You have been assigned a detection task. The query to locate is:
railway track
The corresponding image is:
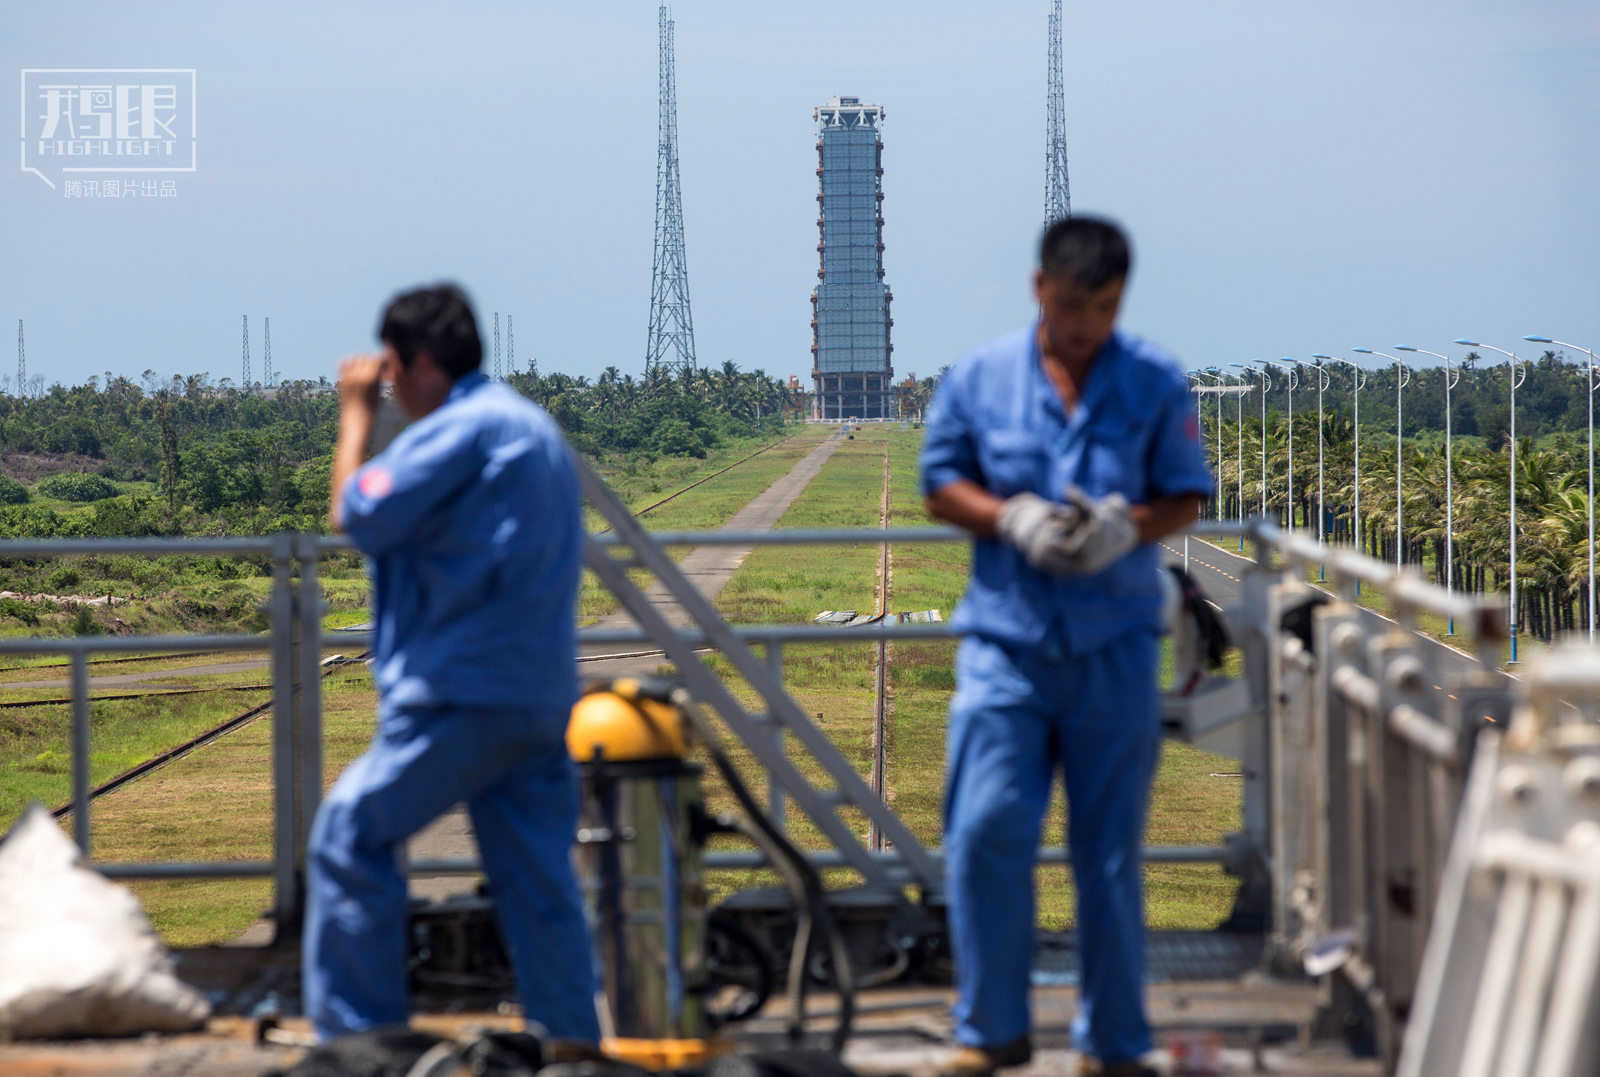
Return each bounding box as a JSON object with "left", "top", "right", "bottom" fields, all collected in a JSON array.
[
  {"left": 868, "top": 441, "right": 892, "bottom": 851},
  {"left": 49, "top": 652, "right": 370, "bottom": 818},
  {"left": 597, "top": 433, "right": 796, "bottom": 534}
]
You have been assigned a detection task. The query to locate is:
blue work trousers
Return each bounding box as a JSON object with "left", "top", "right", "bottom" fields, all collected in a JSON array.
[
  {"left": 944, "top": 632, "right": 1162, "bottom": 1064},
  {"left": 304, "top": 703, "right": 599, "bottom": 1042}
]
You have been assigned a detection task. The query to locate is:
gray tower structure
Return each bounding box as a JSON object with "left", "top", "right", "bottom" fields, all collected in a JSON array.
[
  {"left": 811, "top": 96, "right": 893, "bottom": 421},
  {"left": 1045, "top": 0, "right": 1071, "bottom": 224},
  {"left": 645, "top": 4, "right": 696, "bottom": 375}
]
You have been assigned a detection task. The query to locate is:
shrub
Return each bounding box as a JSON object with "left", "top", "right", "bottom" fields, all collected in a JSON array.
[
  {"left": 70, "top": 604, "right": 99, "bottom": 636},
  {"left": 0, "top": 598, "right": 38, "bottom": 626},
  {"left": 48, "top": 567, "right": 80, "bottom": 591},
  {"left": 0, "top": 476, "right": 28, "bottom": 505},
  {"left": 36, "top": 472, "right": 120, "bottom": 502}
]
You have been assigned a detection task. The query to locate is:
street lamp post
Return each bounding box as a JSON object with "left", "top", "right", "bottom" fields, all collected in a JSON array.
[
  {"left": 1233, "top": 370, "right": 1246, "bottom": 551},
  {"left": 1396, "top": 344, "right": 1461, "bottom": 633},
  {"left": 1231, "top": 362, "right": 1272, "bottom": 522},
  {"left": 1526, "top": 335, "right": 1598, "bottom": 642},
  {"left": 1312, "top": 359, "right": 1331, "bottom": 578},
  {"left": 1354, "top": 349, "right": 1408, "bottom": 568},
  {"left": 1265, "top": 360, "right": 1300, "bottom": 528},
  {"left": 1457, "top": 339, "right": 1526, "bottom": 663},
  {"left": 1330, "top": 356, "right": 1366, "bottom": 593}
]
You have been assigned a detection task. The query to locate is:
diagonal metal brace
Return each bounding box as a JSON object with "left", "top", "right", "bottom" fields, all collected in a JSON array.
[{"left": 574, "top": 450, "right": 943, "bottom": 894}]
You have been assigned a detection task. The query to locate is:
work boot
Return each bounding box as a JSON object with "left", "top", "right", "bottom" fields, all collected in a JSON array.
[{"left": 940, "top": 1036, "right": 1032, "bottom": 1077}]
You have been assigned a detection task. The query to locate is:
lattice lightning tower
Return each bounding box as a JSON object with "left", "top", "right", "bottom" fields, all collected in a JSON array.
[
  {"left": 263, "top": 317, "right": 274, "bottom": 387},
  {"left": 507, "top": 316, "right": 514, "bottom": 376},
  {"left": 242, "top": 315, "right": 251, "bottom": 389},
  {"left": 1045, "top": 0, "right": 1071, "bottom": 225},
  {"left": 493, "top": 313, "right": 501, "bottom": 380},
  {"left": 16, "top": 321, "right": 23, "bottom": 399},
  {"left": 645, "top": 4, "right": 696, "bottom": 375}
]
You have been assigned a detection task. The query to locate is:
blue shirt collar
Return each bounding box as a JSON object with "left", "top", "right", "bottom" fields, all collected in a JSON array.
[
  {"left": 447, "top": 370, "right": 489, "bottom": 403},
  {"left": 1030, "top": 323, "right": 1124, "bottom": 423}
]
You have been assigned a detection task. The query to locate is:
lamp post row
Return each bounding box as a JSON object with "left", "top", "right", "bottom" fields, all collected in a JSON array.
[{"left": 1192, "top": 336, "right": 1597, "bottom": 660}]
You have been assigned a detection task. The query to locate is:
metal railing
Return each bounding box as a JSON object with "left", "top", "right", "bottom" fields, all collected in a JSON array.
[{"left": 12, "top": 495, "right": 1596, "bottom": 1070}]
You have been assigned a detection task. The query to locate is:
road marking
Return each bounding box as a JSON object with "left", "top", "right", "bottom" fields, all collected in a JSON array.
[{"left": 1161, "top": 543, "right": 1241, "bottom": 583}]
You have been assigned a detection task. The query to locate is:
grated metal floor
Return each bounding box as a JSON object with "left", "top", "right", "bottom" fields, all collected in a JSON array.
[{"left": 1032, "top": 929, "right": 1266, "bottom": 986}]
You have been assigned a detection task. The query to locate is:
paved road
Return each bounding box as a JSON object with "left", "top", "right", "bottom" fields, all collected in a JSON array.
[{"left": 407, "top": 428, "right": 850, "bottom": 901}]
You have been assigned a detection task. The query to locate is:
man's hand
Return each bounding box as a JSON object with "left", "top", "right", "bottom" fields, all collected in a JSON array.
[
  {"left": 338, "top": 354, "right": 385, "bottom": 416},
  {"left": 329, "top": 353, "right": 388, "bottom": 532},
  {"left": 1059, "top": 485, "right": 1139, "bottom": 574},
  {"left": 996, "top": 492, "right": 1085, "bottom": 576}
]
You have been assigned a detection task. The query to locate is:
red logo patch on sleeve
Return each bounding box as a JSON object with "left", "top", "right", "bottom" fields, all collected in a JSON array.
[
  {"left": 1184, "top": 414, "right": 1201, "bottom": 442},
  {"left": 358, "top": 467, "right": 394, "bottom": 499}
]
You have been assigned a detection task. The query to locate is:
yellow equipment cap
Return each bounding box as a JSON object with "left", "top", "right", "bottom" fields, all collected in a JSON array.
[{"left": 567, "top": 678, "right": 689, "bottom": 762}]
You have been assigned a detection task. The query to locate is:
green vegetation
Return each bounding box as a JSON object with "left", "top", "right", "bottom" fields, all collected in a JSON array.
[
  {"left": 36, "top": 472, "right": 120, "bottom": 502},
  {"left": 0, "top": 476, "right": 27, "bottom": 505},
  {"left": 512, "top": 363, "right": 797, "bottom": 461}
]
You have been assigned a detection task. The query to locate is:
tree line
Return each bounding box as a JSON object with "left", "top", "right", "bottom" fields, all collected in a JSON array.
[
  {"left": 0, "top": 364, "right": 800, "bottom": 538},
  {"left": 1195, "top": 349, "right": 1600, "bottom": 643}
]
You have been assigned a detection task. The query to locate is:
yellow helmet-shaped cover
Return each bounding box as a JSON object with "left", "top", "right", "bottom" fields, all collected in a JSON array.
[{"left": 567, "top": 677, "right": 689, "bottom": 762}]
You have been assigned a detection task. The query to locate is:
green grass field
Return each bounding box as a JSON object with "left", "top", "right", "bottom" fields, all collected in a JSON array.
[{"left": 0, "top": 424, "right": 1245, "bottom": 943}]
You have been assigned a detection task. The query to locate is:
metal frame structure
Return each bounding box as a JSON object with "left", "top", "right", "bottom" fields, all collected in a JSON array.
[
  {"left": 1044, "top": 0, "right": 1071, "bottom": 225},
  {"left": 28, "top": 475, "right": 1600, "bottom": 1069},
  {"left": 644, "top": 4, "right": 696, "bottom": 376}
]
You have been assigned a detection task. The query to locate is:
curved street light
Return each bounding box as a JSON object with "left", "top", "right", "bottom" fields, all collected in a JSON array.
[
  {"left": 1457, "top": 339, "right": 1527, "bottom": 663},
  {"left": 1526, "top": 335, "right": 1598, "bottom": 643},
  {"left": 1264, "top": 359, "right": 1300, "bottom": 528},
  {"left": 1231, "top": 362, "right": 1272, "bottom": 521},
  {"left": 1226, "top": 366, "right": 1248, "bottom": 550},
  {"left": 1328, "top": 355, "right": 1367, "bottom": 593},
  {"left": 1396, "top": 345, "right": 1461, "bottom": 633},
  {"left": 1354, "top": 348, "right": 1409, "bottom": 568}
]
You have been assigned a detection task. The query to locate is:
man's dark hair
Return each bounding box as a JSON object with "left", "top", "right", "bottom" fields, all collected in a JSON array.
[
  {"left": 1038, "top": 216, "right": 1132, "bottom": 290},
  {"left": 378, "top": 284, "right": 483, "bottom": 378}
]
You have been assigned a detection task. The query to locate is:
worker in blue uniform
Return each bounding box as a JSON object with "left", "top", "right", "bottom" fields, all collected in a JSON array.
[
  {"left": 921, "top": 218, "right": 1211, "bottom": 1077},
  {"left": 304, "top": 284, "right": 600, "bottom": 1044}
]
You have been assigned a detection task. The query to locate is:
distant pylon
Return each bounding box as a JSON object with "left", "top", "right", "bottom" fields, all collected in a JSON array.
[
  {"left": 263, "top": 317, "right": 274, "bottom": 387},
  {"left": 507, "top": 315, "right": 514, "bottom": 376},
  {"left": 493, "top": 313, "right": 502, "bottom": 380},
  {"left": 1045, "top": 0, "right": 1072, "bottom": 225},
  {"left": 242, "top": 315, "right": 251, "bottom": 389},
  {"left": 16, "top": 321, "right": 23, "bottom": 399},
  {"left": 645, "top": 3, "right": 696, "bottom": 375}
]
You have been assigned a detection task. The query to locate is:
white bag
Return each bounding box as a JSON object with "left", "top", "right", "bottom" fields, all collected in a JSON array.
[{"left": 0, "top": 803, "right": 211, "bottom": 1038}]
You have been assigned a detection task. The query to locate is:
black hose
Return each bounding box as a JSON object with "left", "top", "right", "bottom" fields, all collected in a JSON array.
[{"left": 670, "top": 689, "right": 855, "bottom": 1053}]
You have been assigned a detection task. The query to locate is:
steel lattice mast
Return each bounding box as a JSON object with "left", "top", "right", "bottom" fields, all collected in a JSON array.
[
  {"left": 242, "top": 315, "right": 251, "bottom": 389},
  {"left": 16, "top": 321, "right": 23, "bottom": 398},
  {"left": 645, "top": 4, "right": 696, "bottom": 375},
  {"left": 1044, "top": 0, "right": 1071, "bottom": 224},
  {"left": 263, "top": 317, "right": 273, "bottom": 387}
]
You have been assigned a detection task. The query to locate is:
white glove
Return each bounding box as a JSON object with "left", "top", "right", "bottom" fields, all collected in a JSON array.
[
  {"left": 1060, "top": 485, "right": 1139, "bottom": 574},
  {"left": 996, "top": 492, "right": 1084, "bottom": 576}
]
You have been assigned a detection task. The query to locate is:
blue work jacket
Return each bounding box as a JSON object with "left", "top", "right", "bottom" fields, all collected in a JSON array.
[
  {"left": 920, "top": 324, "right": 1212, "bottom": 655},
  {"left": 341, "top": 372, "right": 581, "bottom": 714}
]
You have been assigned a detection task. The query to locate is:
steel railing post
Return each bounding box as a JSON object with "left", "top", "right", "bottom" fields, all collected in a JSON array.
[
  {"left": 269, "top": 532, "right": 299, "bottom": 939},
  {"left": 69, "top": 648, "right": 90, "bottom": 854},
  {"left": 766, "top": 640, "right": 785, "bottom": 833},
  {"left": 297, "top": 533, "right": 324, "bottom": 854}
]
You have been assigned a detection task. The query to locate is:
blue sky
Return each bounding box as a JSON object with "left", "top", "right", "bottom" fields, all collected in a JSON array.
[{"left": 3, "top": 1, "right": 1597, "bottom": 389}]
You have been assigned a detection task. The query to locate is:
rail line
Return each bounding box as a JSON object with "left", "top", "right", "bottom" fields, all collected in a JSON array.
[
  {"left": 0, "top": 647, "right": 232, "bottom": 674},
  {"left": 49, "top": 653, "right": 369, "bottom": 818},
  {"left": 0, "top": 683, "right": 275, "bottom": 709},
  {"left": 596, "top": 433, "right": 797, "bottom": 534},
  {"left": 868, "top": 440, "right": 892, "bottom": 851}
]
